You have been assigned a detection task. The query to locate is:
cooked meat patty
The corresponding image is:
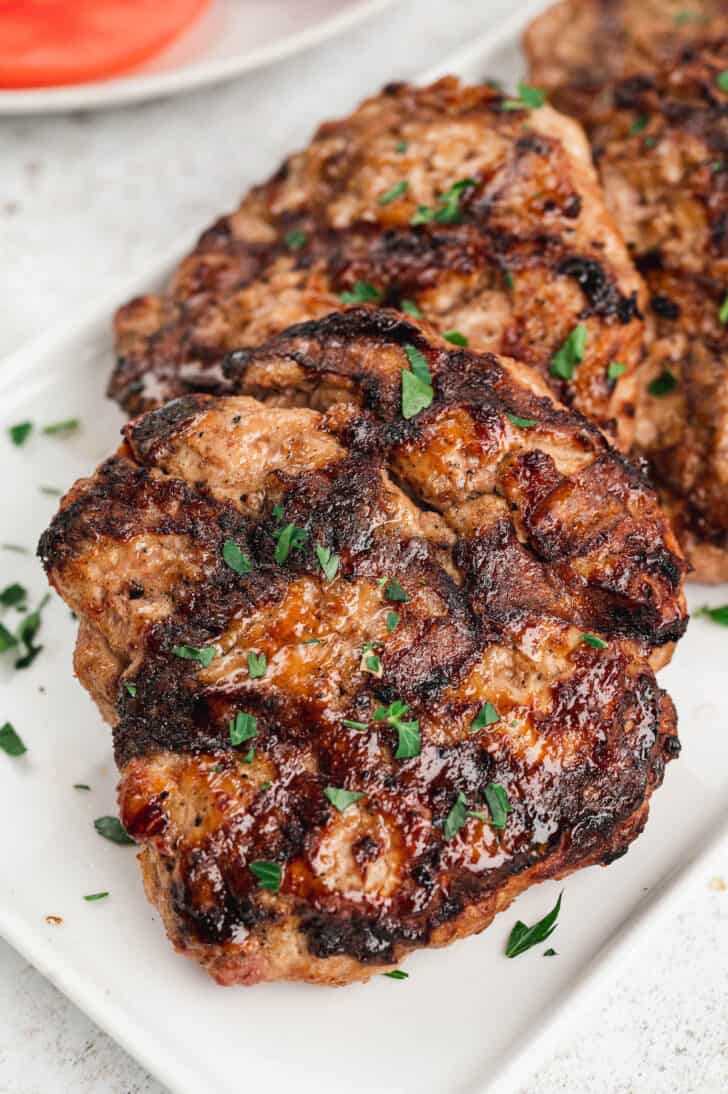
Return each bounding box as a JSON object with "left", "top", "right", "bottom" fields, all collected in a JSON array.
[
  {"left": 527, "top": 7, "right": 728, "bottom": 580},
  {"left": 112, "top": 77, "right": 646, "bottom": 449},
  {"left": 41, "top": 312, "right": 686, "bottom": 986}
]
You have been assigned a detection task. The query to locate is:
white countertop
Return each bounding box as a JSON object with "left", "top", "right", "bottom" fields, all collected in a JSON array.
[{"left": 1, "top": 2, "right": 726, "bottom": 1091}]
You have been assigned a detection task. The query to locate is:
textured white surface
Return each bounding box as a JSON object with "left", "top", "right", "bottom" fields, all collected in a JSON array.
[{"left": 0, "top": 1, "right": 726, "bottom": 1092}]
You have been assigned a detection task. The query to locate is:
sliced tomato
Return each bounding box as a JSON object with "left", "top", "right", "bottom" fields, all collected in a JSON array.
[{"left": 0, "top": 0, "right": 212, "bottom": 89}]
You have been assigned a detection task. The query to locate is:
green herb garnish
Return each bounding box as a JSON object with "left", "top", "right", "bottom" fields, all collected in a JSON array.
[
  {"left": 502, "top": 82, "right": 546, "bottom": 111},
  {"left": 230, "top": 711, "right": 257, "bottom": 746},
  {"left": 629, "top": 114, "right": 649, "bottom": 134},
  {"left": 443, "top": 330, "right": 468, "bottom": 347},
  {"left": 343, "top": 719, "right": 368, "bottom": 730},
  {"left": 274, "top": 522, "right": 307, "bottom": 564},
  {"left": 410, "top": 178, "right": 477, "bottom": 226},
  {"left": 94, "top": 816, "right": 135, "bottom": 845},
  {"left": 172, "top": 644, "right": 216, "bottom": 667},
  {"left": 503, "top": 269, "right": 515, "bottom": 290},
  {"left": 471, "top": 701, "right": 500, "bottom": 731},
  {"left": 543, "top": 947, "right": 558, "bottom": 957},
  {"left": 0, "top": 624, "right": 17, "bottom": 652},
  {"left": 315, "top": 544, "right": 340, "bottom": 581},
  {"left": 124, "top": 681, "right": 137, "bottom": 697},
  {"left": 383, "top": 969, "right": 409, "bottom": 979},
  {"left": 249, "top": 860, "right": 282, "bottom": 892},
  {"left": 222, "top": 540, "right": 252, "bottom": 575},
  {"left": 444, "top": 791, "right": 469, "bottom": 840},
  {"left": 0, "top": 583, "right": 26, "bottom": 608},
  {"left": 506, "top": 892, "right": 562, "bottom": 958},
  {"left": 395, "top": 139, "right": 408, "bottom": 154},
  {"left": 484, "top": 782, "right": 511, "bottom": 829},
  {"left": 340, "top": 281, "right": 382, "bottom": 305},
  {"left": 284, "top": 228, "right": 307, "bottom": 250},
  {"left": 506, "top": 412, "right": 536, "bottom": 429},
  {"left": 696, "top": 604, "right": 728, "bottom": 626},
  {"left": 42, "top": 418, "right": 80, "bottom": 436},
  {"left": 607, "top": 361, "right": 627, "bottom": 380},
  {"left": 83, "top": 892, "right": 109, "bottom": 902},
  {"left": 719, "top": 295, "right": 728, "bottom": 325},
  {"left": 324, "top": 787, "right": 366, "bottom": 813},
  {"left": 384, "top": 578, "right": 410, "bottom": 603},
  {"left": 717, "top": 71, "right": 728, "bottom": 93},
  {"left": 39, "top": 485, "right": 62, "bottom": 496},
  {"left": 8, "top": 421, "right": 32, "bottom": 446},
  {"left": 400, "top": 299, "right": 423, "bottom": 318},
  {"left": 247, "top": 651, "right": 267, "bottom": 679},
  {"left": 386, "top": 610, "right": 400, "bottom": 632},
  {"left": 73, "top": 784, "right": 91, "bottom": 791},
  {"left": 581, "top": 633, "right": 608, "bottom": 649},
  {"left": 379, "top": 179, "right": 409, "bottom": 206},
  {"left": 14, "top": 593, "right": 50, "bottom": 669},
  {"left": 550, "top": 324, "right": 587, "bottom": 381},
  {"left": 374, "top": 699, "right": 420, "bottom": 758},
  {"left": 648, "top": 370, "right": 677, "bottom": 397},
  {"left": 0, "top": 722, "right": 26, "bottom": 757}
]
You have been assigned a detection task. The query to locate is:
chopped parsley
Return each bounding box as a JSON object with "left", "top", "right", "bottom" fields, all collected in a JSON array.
[
  {"left": 471, "top": 701, "right": 500, "bottom": 731},
  {"left": 581, "top": 633, "right": 608, "bottom": 649},
  {"left": 374, "top": 699, "right": 420, "bottom": 758},
  {"left": 42, "top": 418, "right": 80, "bottom": 436},
  {"left": 272, "top": 503, "right": 284, "bottom": 521},
  {"left": 717, "top": 71, "right": 728, "bottom": 93},
  {"left": 384, "top": 578, "right": 410, "bottom": 603},
  {"left": 73, "top": 783, "right": 91, "bottom": 791},
  {"left": 543, "top": 947, "right": 558, "bottom": 957},
  {"left": 229, "top": 711, "right": 257, "bottom": 746},
  {"left": 274, "top": 522, "right": 307, "bottom": 564},
  {"left": 14, "top": 593, "right": 50, "bottom": 669},
  {"left": 506, "top": 892, "right": 562, "bottom": 958},
  {"left": 249, "top": 860, "right": 282, "bottom": 892},
  {"left": 172, "top": 644, "right": 216, "bottom": 667},
  {"left": 379, "top": 179, "right": 409, "bottom": 206},
  {"left": 324, "top": 786, "right": 366, "bottom": 813},
  {"left": 484, "top": 782, "right": 511, "bottom": 829},
  {"left": 39, "top": 485, "right": 62, "bottom": 496},
  {"left": 386, "top": 610, "right": 400, "bottom": 632},
  {"left": 405, "top": 343, "right": 431, "bottom": 383},
  {"left": 284, "top": 228, "right": 307, "bottom": 250},
  {"left": 395, "top": 140, "right": 408, "bottom": 154},
  {"left": 1, "top": 544, "right": 29, "bottom": 554},
  {"left": 501, "top": 82, "right": 546, "bottom": 111},
  {"left": 0, "top": 583, "right": 26, "bottom": 608},
  {"left": 648, "top": 370, "right": 677, "bottom": 397},
  {"left": 400, "top": 298, "right": 423, "bottom": 318},
  {"left": 410, "top": 178, "right": 477, "bottom": 226},
  {"left": 247, "top": 651, "right": 267, "bottom": 679},
  {"left": 242, "top": 746, "right": 255, "bottom": 764},
  {"left": 629, "top": 114, "right": 649, "bottom": 135},
  {"left": 124, "top": 681, "right": 137, "bottom": 697},
  {"left": 506, "top": 412, "right": 536, "bottom": 429},
  {"left": 719, "top": 295, "right": 728, "bottom": 325},
  {"left": 550, "top": 324, "right": 587, "bottom": 381},
  {"left": 0, "top": 624, "right": 17, "bottom": 652},
  {"left": 607, "top": 361, "right": 627, "bottom": 380},
  {"left": 94, "top": 816, "right": 135, "bottom": 845},
  {"left": 315, "top": 544, "right": 340, "bottom": 581},
  {"left": 402, "top": 367, "right": 433, "bottom": 419},
  {"left": 301, "top": 637, "right": 322, "bottom": 645},
  {"left": 383, "top": 969, "right": 409, "bottom": 979},
  {"left": 8, "top": 421, "right": 32, "bottom": 446},
  {"left": 222, "top": 540, "right": 252, "bottom": 575},
  {"left": 0, "top": 722, "right": 26, "bottom": 757},
  {"left": 443, "top": 330, "right": 468, "bottom": 347},
  {"left": 83, "top": 892, "right": 109, "bottom": 902},
  {"left": 503, "top": 269, "right": 515, "bottom": 290},
  {"left": 340, "top": 281, "right": 382, "bottom": 305},
  {"left": 696, "top": 604, "right": 728, "bottom": 626},
  {"left": 343, "top": 719, "right": 368, "bottom": 730},
  {"left": 444, "top": 792, "right": 469, "bottom": 840}
]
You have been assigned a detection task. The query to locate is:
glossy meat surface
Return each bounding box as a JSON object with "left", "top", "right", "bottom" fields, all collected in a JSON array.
[
  {"left": 527, "top": 5, "right": 728, "bottom": 579},
  {"left": 41, "top": 312, "right": 686, "bottom": 985},
  {"left": 112, "top": 77, "right": 646, "bottom": 448}
]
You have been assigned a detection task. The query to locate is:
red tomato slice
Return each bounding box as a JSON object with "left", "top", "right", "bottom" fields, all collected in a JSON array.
[{"left": 0, "top": 0, "right": 212, "bottom": 89}]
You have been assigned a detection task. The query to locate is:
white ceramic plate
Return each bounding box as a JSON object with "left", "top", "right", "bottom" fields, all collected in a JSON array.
[
  {"left": 0, "top": 0, "right": 395, "bottom": 115},
  {"left": 2, "top": 5, "right": 728, "bottom": 1093}
]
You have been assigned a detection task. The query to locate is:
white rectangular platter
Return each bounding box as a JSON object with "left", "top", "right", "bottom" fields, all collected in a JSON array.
[{"left": 2, "top": 4, "right": 728, "bottom": 1092}]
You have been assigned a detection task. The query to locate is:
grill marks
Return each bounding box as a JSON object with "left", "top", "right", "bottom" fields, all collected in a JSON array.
[
  {"left": 111, "top": 76, "right": 645, "bottom": 446},
  {"left": 41, "top": 315, "right": 686, "bottom": 981}
]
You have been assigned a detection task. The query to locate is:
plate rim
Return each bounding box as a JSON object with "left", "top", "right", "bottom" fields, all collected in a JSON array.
[
  {"left": 0, "top": 0, "right": 395, "bottom": 115},
  {"left": 3, "top": 4, "right": 726, "bottom": 1092}
]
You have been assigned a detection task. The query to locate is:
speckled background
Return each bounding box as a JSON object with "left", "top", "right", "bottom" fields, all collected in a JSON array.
[{"left": 1, "top": 2, "right": 727, "bottom": 1091}]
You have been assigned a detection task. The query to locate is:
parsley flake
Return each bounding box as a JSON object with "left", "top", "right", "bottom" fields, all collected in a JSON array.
[
  {"left": 343, "top": 719, "right": 368, "bottom": 731},
  {"left": 94, "top": 816, "right": 135, "bottom": 845},
  {"left": 383, "top": 969, "right": 409, "bottom": 979},
  {"left": 484, "top": 782, "right": 511, "bottom": 829},
  {"left": 471, "top": 701, "right": 500, "bottom": 731},
  {"left": 42, "top": 418, "right": 80, "bottom": 436},
  {"left": 550, "top": 324, "right": 587, "bottom": 381},
  {"left": 373, "top": 700, "right": 420, "bottom": 758},
  {"left": 543, "top": 948, "right": 558, "bottom": 957},
  {"left": 400, "top": 299, "right": 423, "bottom": 318},
  {"left": 9, "top": 421, "right": 32, "bottom": 446},
  {"left": 249, "top": 860, "right": 282, "bottom": 892},
  {"left": 717, "top": 71, "right": 728, "bottom": 93},
  {"left": 284, "top": 228, "right": 307, "bottom": 251},
  {"left": 384, "top": 578, "right": 410, "bottom": 603},
  {"left": 230, "top": 711, "right": 257, "bottom": 746},
  {"left": 608, "top": 361, "right": 627, "bottom": 380},
  {"left": 0, "top": 624, "right": 17, "bottom": 652},
  {"left": 324, "top": 786, "right": 366, "bottom": 813},
  {"left": 379, "top": 179, "right": 409, "bottom": 206},
  {"left": 630, "top": 114, "right": 649, "bottom": 135},
  {"left": 506, "top": 892, "right": 563, "bottom": 958},
  {"left": 581, "top": 633, "right": 608, "bottom": 649},
  {"left": 502, "top": 82, "right": 546, "bottom": 111},
  {"left": 506, "top": 412, "right": 536, "bottom": 429},
  {"left": 14, "top": 593, "right": 50, "bottom": 670},
  {"left": 401, "top": 370, "right": 433, "bottom": 422},
  {"left": 83, "top": 892, "right": 109, "bottom": 902},
  {"left": 172, "top": 644, "right": 216, "bottom": 667},
  {"left": 410, "top": 178, "right": 477, "bottom": 226},
  {"left": 73, "top": 783, "right": 91, "bottom": 791},
  {"left": 395, "top": 139, "right": 408, "bottom": 153},
  {"left": 124, "top": 681, "right": 137, "bottom": 697},
  {"left": 274, "top": 522, "right": 307, "bottom": 564},
  {"left": 363, "top": 652, "right": 383, "bottom": 677},
  {"left": 719, "top": 295, "right": 728, "bottom": 325},
  {"left": 0, "top": 583, "right": 27, "bottom": 608},
  {"left": 503, "top": 269, "right": 515, "bottom": 290},
  {"left": 315, "top": 544, "right": 340, "bottom": 581},
  {"left": 648, "top": 370, "right": 677, "bottom": 397},
  {"left": 340, "top": 281, "right": 382, "bottom": 305},
  {"left": 443, "top": 330, "right": 468, "bottom": 346},
  {"left": 386, "top": 610, "right": 400, "bottom": 632},
  {"left": 0, "top": 722, "right": 26, "bottom": 757},
  {"left": 222, "top": 540, "right": 252, "bottom": 575},
  {"left": 444, "top": 792, "right": 469, "bottom": 840},
  {"left": 696, "top": 604, "right": 728, "bottom": 626},
  {"left": 247, "top": 651, "right": 267, "bottom": 679}
]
